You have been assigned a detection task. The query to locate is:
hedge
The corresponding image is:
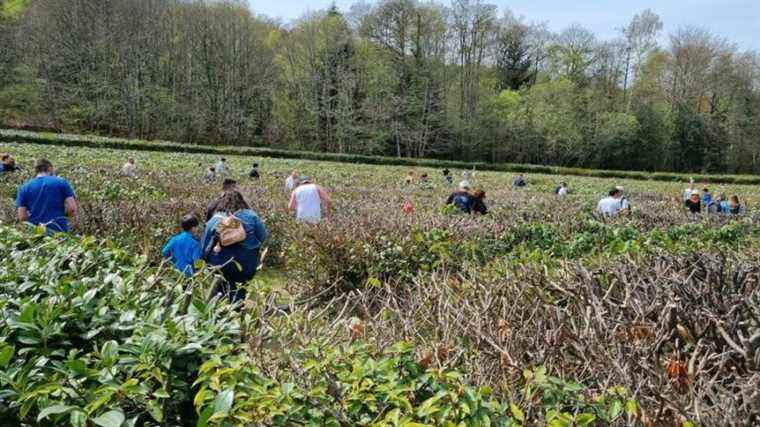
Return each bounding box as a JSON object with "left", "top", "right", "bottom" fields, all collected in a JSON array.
[{"left": 2, "top": 128, "right": 759, "bottom": 184}]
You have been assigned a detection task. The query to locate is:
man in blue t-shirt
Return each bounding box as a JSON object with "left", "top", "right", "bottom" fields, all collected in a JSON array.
[{"left": 16, "top": 159, "right": 78, "bottom": 233}]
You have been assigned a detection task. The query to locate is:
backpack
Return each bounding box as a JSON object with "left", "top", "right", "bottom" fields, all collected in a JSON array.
[{"left": 212, "top": 215, "right": 246, "bottom": 253}]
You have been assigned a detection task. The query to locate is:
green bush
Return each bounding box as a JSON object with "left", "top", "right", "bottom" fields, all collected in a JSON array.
[
  {"left": 0, "top": 225, "right": 640, "bottom": 426},
  {"left": 3, "top": 128, "right": 760, "bottom": 184}
]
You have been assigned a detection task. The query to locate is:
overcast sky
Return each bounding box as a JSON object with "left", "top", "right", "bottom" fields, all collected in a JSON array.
[{"left": 247, "top": 0, "right": 759, "bottom": 51}]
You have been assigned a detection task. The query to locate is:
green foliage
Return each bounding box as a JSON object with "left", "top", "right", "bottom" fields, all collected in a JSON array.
[
  {"left": 0, "top": 0, "right": 28, "bottom": 19},
  {"left": 0, "top": 226, "right": 644, "bottom": 425},
  {"left": 4, "top": 128, "right": 760, "bottom": 184}
]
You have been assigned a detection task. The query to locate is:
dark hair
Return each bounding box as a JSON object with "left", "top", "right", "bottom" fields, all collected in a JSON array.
[
  {"left": 253, "top": 163, "right": 258, "bottom": 167},
  {"left": 209, "top": 167, "right": 215, "bottom": 172},
  {"left": 35, "top": 158, "right": 53, "bottom": 174},
  {"left": 222, "top": 178, "right": 237, "bottom": 191},
  {"left": 213, "top": 191, "right": 250, "bottom": 214},
  {"left": 703, "top": 188, "right": 709, "bottom": 192},
  {"left": 221, "top": 157, "right": 226, "bottom": 162},
  {"left": 181, "top": 214, "right": 199, "bottom": 231},
  {"left": 609, "top": 188, "right": 621, "bottom": 197},
  {"left": 1, "top": 153, "right": 8, "bottom": 161}
]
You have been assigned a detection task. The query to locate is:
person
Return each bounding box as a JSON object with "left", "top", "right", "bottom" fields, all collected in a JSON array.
[
  {"left": 446, "top": 182, "right": 472, "bottom": 214},
  {"left": 202, "top": 191, "right": 268, "bottom": 303},
  {"left": 470, "top": 189, "right": 488, "bottom": 215},
  {"left": 206, "top": 179, "right": 239, "bottom": 221},
  {"left": 684, "top": 190, "right": 702, "bottom": 215},
  {"left": 205, "top": 167, "right": 216, "bottom": 183},
  {"left": 682, "top": 178, "right": 696, "bottom": 202},
  {"left": 512, "top": 174, "right": 527, "bottom": 188},
  {"left": 215, "top": 158, "right": 228, "bottom": 176},
  {"left": 462, "top": 169, "right": 471, "bottom": 180},
  {"left": 402, "top": 200, "right": 414, "bottom": 214},
  {"left": 714, "top": 193, "right": 728, "bottom": 214},
  {"left": 616, "top": 186, "right": 630, "bottom": 211},
  {"left": 285, "top": 170, "right": 300, "bottom": 191},
  {"left": 289, "top": 176, "right": 332, "bottom": 224},
  {"left": 597, "top": 187, "right": 626, "bottom": 217},
  {"left": 16, "top": 158, "right": 77, "bottom": 234},
  {"left": 162, "top": 214, "right": 202, "bottom": 277},
  {"left": 419, "top": 173, "right": 429, "bottom": 184},
  {"left": 404, "top": 171, "right": 415, "bottom": 186},
  {"left": 555, "top": 182, "right": 569, "bottom": 196},
  {"left": 701, "top": 188, "right": 714, "bottom": 211},
  {"left": 121, "top": 158, "right": 137, "bottom": 177},
  {"left": 442, "top": 169, "right": 453, "bottom": 185},
  {"left": 248, "top": 163, "right": 260, "bottom": 179},
  {"left": 726, "top": 195, "right": 744, "bottom": 216},
  {"left": 0, "top": 154, "right": 18, "bottom": 173}
]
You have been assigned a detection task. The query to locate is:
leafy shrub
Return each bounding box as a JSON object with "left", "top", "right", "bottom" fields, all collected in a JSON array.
[{"left": 4, "top": 128, "right": 760, "bottom": 184}]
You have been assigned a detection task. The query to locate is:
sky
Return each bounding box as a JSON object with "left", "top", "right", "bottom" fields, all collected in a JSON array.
[{"left": 247, "top": 0, "right": 760, "bottom": 51}]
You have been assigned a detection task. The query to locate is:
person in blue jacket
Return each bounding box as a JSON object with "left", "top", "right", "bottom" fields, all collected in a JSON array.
[
  {"left": 162, "top": 214, "right": 202, "bottom": 277},
  {"left": 16, "top": 158, "right": 77, "bottom": 234},
  {"left": 202, "top": 190, "right": 268, "bottom": 303}
]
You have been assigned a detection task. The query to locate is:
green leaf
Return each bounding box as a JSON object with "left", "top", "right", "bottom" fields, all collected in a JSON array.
[
  {"left": 70, "top": 410, "right": 87, "bottom": 427},
  {"left": 0, "top": 345, "right": 14, "bottom": 367},
  {"left": 37, "top": 404, "right": 73, "bottom": 421},
  {"left": 625, "top": 399, "right": 638, "bottom": 417},
  {"left": 213, "top": 389, "right": 234, "bottom": 414},
  {"left": 101, "top": 341, "right": 119, "bottom": 361},
  {"left": 197, "top": 405, "right": 213, "bottom": 427},
  {"left": 575, "top": 413, "right": 596, "bottom": 426},
  {"left": 147, "top": 400, "right": 164, "bottom": 422},
  {"left": 510, "top": 403, "right": 525, "bottom": 422},
  {"left": 607, "top": 400, "right": 623, "bottom": 420},
  {"left": 92, "top": 409, "right": 125, "bottom": 427}
]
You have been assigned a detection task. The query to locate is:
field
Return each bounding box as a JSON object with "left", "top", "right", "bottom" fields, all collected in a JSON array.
[{"left": 0, "top": 141, "right": 759, "bottom": 426}]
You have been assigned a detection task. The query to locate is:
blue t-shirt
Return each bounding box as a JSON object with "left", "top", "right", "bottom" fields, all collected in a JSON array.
[
  {"left": 16, "top": 175, "right": 76, "bottom": 233},
  {"left": 162, "top": 231, "right": 202, "bottom": 277}
]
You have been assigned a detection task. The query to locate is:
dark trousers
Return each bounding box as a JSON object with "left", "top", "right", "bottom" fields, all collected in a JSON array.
[{"left": 206, "top": 247, "right": 259, "bottom": 304}]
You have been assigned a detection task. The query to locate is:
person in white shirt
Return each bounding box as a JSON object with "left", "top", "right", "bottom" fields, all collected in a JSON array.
[
  {"left": 682, "top": 178, "right": 695, "bottom": 202},
  {"left": 556, "top": 182, "right": 569, "bottom": 196},
  {"left": 121, "top": 158, "right": 137, "bottom": 177},
  {"left": 215, "top": 158, "right": 228, "bottom": 176},
  {"left": 288, "top": 176, "right": 331, "bottom": 224},
  {"left": 285, "top": 170, "right": 300, "bottom": 191},
  {"left": 597, "top": 187, "right": 627, "bottom": 217}
]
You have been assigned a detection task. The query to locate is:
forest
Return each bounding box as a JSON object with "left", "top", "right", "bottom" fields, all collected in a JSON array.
[{"left": 0, "top": 0, "right": 759, "bottom": 173}]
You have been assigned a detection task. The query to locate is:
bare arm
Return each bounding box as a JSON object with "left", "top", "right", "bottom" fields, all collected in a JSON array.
[
  {"left": 64, "top": 197, "right": 77, "bottom": 220},
  {"left": 317, "top": 186, "right": 332, "bottom": 212},
  {"left": 288, "top": 191, "right": 297, "bottom": 212},
  {"left": 17, "top": 207, "right": 29, "bottom": 222}
]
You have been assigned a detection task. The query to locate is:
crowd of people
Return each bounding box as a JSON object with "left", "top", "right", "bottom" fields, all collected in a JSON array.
[{"left": 5, "top": 154, "right": 748, "bottom": 301}]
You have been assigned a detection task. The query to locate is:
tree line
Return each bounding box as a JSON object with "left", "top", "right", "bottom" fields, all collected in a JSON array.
[{"left": 0, "top": 0, "right": 758, "bottom": 173}]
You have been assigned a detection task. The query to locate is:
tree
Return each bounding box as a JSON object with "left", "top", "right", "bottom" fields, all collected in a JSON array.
[
  {"left": 495, "top": 16, "right": 532, "bottom": 90},
  {"left": 548, "top": 24, "right": 597, "bottom": 85},
  {"left": 621, "top": 9, "right": 663, "bottom": 111}
]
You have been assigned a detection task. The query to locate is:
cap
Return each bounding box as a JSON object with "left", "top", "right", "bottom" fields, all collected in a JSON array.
[
  {"left": 300, "top": 176, "right": 312, "bottom": 183},
  {"left": 459, "top": 180, "right": 471, "bottom": 190}
]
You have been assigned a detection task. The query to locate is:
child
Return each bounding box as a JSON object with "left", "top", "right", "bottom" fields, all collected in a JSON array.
[
  {"left": 162, "top": 214, "right": 202, "bottom": 277},
  {"left": 249, "top": 163, "right": 260, "bottom": 179}
]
